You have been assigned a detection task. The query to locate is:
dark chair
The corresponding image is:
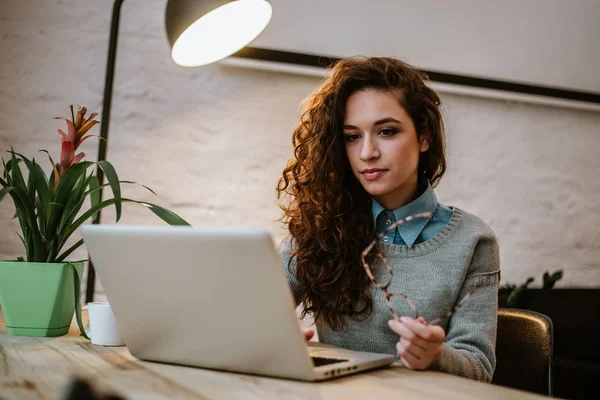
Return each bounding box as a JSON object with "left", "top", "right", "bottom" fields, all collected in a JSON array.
[{"left": 492, "top": 308, "right": 553, "bottom": 396}]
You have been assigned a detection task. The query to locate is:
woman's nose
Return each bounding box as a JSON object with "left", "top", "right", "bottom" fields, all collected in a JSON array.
[{"left": 360, "top": 137, "right": 380, "bottom": 160}]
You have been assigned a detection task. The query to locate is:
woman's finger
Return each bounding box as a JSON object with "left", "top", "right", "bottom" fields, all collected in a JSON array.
[
  {"left": 388, "top": 320, "right": 430, "bottom": 347},
  {"left": 398, "top": 344, "right": 425, "bottom": 370},
  {"left": 400, "top": 337, "right": 427, "bottom": 359},
  {"left": 400, "top": 317, "right": 445, "bottom": 342},
  {"left": 389, "top": 320, "right": 429, "bottom": 350}
]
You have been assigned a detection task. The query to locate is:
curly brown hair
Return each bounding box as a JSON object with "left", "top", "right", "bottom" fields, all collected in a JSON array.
[{"left": 277, "top": 57, "right": 447, "bottom": 330}]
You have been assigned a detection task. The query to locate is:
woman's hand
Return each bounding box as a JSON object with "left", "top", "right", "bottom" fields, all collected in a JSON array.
[{"left": 388, "top": 316, "right": 445, "bottom": 370}]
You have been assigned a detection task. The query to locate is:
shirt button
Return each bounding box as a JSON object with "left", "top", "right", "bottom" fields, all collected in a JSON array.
[
  {"left": 383, "top": 237, "right": 389, "bottom": 243},
  {"left": 385, "top": 220, "right": 392, "bottom": 225}
]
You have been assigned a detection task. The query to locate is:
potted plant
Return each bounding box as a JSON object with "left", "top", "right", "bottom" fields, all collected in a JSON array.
[
  {"left": 0, "top": 105, "right": 189, "bottom": 337},
  {"left": 498, "top": 269, "right": 563, "bottom": 309}
]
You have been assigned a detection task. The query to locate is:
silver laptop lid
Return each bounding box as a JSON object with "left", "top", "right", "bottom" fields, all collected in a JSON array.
[{"left": 81, "top": 224, "right": 315, "bottom": 380}]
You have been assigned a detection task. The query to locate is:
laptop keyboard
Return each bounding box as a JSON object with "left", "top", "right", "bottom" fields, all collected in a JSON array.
[{"left": 311, "top": 356, "right": 348, "bottom": 367}]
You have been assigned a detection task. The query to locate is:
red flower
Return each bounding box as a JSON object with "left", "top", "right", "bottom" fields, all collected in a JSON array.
[
  {"left": 49, "top": 105, "right": 101, "bottom": 186},
  {"left": 56, "top": 105, "right": 100, "bottom": 150},
  {"left": 59, "top": 141, "right": 85, "bottom": 176}
]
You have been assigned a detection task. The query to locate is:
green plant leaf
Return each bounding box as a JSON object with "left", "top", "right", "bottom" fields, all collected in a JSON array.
[
  {"left": 83, "top": 180, "right": 157, "bottom": 198},
  {"left": 45, "top": 238, "right": 57, "bottom": 263},
  {"left": 33, "top": 160, "right": 49, "bottom": 185},
  {"left": 87, "top": 175, "right": 100, "bottom": 220},
  {"left": 38, "top": 150, "right": 58, "bottom": 194},
  {"left": 2, "top": 156, "right": 6, "bottom": 180},
  {"left": 9, "top": 150, "right": 26, "bottom": 191},
  {"left": 132, "top": 200, "right": 190, "bottom": 226},
  {"left": 16, "top": 232, "right": 27, "bottom": 258},
  {"left": 56, "top": 200, "right": 88, "bottom": 253},
  {"left": 55, "top": 173, "right": 98, "bottom": 250},
  {"left": 46, "top": 161, "right": 93, "bottom": 241},
  {"left": 12, "top": 153, "right": 52, "bottom": 238},
  {"left": 542, "top": 269, "right": 563, "bottom": 290},
  {"left": 96, "top": 160, "right": 122, "bottom": 222},
  {"left": 55, "top": 238, "right": 84, "bottom": 263},
  {"left": 52, "top": 162, "right": 94, "bottom": 200},
  {"left": 524, "top": 277, "right": 534, "bottom": 287},
  {"left": 33, "top": 160, "right": 51, "bottom": 238},
  {"left": 26, "top": 161, "right": 36, "bottom": 201},
  {"left": 1, "top": 177, "right": 46, "bottom": 261},
  {"left": 57, "top": 172, "right": 88, "bottom": 236},
  {"left": 1, "top": 177, "right": 26, "bottom": 219},
  {"left": 505, "top": 277, "right": 535, "bottom": 308},
  {"left": 58, "top": 197, "right": 190, "bottom": 251},
  {"left": 551, "top": 270, "right": 563, "bottom": 280},
  {"left": 506, "top": 287, "right": 522, "bottom": 308},
  {"left": 0, "top": 186, "right": 14, "bottom": 202},
  {"left": 3, "top": 154, "right": 22, "bottom": 184}
]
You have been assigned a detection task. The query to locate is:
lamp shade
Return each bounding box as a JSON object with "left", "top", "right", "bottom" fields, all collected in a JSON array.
[{"left": 165, "top": 0, "right": 273, "bottom": 67}]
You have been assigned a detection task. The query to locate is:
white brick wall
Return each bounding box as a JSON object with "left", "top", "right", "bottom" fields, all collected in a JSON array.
[{"left": 1, "top": 0, "right": 599, "bottom": 296}]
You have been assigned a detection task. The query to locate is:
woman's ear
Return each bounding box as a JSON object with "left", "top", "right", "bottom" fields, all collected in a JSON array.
[{"left": 419, "top": 131, "right": 430, "bottom": 152}]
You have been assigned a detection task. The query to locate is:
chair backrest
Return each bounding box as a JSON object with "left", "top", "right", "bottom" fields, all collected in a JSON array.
[{"left": 492, "top": 308, "right": 553, "bottom": 396}]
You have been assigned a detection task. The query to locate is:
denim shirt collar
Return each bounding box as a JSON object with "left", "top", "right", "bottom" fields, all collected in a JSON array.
[{"left": 371, "top": 181, "right": 438, "bottom": 247}]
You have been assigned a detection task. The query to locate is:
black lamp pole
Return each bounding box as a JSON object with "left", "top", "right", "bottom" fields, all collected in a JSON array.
[
  {"left": 85, "top": 0, "right": 125, "bottom": 303},
  {"left": 84, "top": 0, "right": 274, "bottom": 302}
]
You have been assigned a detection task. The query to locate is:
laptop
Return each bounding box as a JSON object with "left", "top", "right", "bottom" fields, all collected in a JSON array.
[{"left": 81, "top": 225, "right": 395, "bottom": 381}]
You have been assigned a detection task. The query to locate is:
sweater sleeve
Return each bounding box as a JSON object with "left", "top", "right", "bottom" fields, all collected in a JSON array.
[
  {"left": 429, "top": 225, "right": 500, "bottom": 382},
  {"left": 277, "top": 236, "right": 302, "bottom": 306}
]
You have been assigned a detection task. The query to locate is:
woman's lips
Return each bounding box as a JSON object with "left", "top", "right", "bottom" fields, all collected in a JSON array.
[{"left": 361, "top": 169, "right": 388, "bottom": 180}]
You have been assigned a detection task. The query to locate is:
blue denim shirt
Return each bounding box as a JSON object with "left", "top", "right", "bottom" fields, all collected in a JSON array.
[{"left": 372, "top": 182, "right": 453, "bottom": 247}]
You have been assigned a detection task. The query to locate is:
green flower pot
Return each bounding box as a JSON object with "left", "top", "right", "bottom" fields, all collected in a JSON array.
[{"left": 0, "top": 260, "right": 84, "bottom": 337}]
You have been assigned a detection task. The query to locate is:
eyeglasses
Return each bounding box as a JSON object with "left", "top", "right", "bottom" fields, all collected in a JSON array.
[{"left": 361, "top": 211, "right": 480, "bottom": 326}]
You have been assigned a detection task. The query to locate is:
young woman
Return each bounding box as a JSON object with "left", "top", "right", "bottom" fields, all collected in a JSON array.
[{"left": 277, "top": 57, "right": 500, "bottom": 382}]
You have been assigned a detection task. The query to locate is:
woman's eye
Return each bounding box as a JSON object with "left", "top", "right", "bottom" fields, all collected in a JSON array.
[
  {"left": 344, "top": 134, "right": 360, "bottom": 142},
  {"left": 379, "top": 128, "right": 397, "bottom": 137}
]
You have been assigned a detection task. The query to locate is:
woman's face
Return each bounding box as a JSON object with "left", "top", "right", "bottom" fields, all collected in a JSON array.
[{"left": 343, "top": 89, "right": 429, "bottom": 210}]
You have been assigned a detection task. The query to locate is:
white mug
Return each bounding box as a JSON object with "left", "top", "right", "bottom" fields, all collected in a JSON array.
[{"left": 81, "top": 302, "right": 125, "bottom": 346}]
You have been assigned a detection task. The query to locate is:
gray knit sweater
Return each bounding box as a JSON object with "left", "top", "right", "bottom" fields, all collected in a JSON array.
[{"left": 278, "top": 207, "right": 500, "bottom": 382}]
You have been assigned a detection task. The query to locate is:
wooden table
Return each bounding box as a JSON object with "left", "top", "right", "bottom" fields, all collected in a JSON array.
[{"left": 0, "top": 310, "right": 548, "bottom": 400}]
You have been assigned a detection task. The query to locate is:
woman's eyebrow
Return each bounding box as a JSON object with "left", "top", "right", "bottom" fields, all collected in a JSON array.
[
  {"left": 374, "top": 117, "right": 402, "bottom": 126},
  {"left": 343, "top": 117, "right": 403, "bottom": 130}
]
